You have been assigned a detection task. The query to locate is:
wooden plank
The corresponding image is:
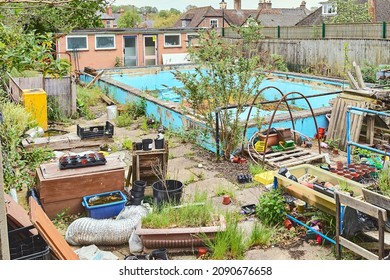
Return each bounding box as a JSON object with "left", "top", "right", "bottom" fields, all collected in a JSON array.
[
  {"left": 282, "top": 154, "right": 325, "bottom": 167},
  {"left": 4, "top": 194, "right": 37, "bottom": 235},
  {"left": 363, "top": 231, "right": 390, "bottom": 246},
  {"left": 353, "top": 61, "right": 367, "bottom": 89},
  {"left": 264, "top": 148, "right": 304, "bottom": 158},
  {"left": 101, "top": 94, "right": 116, "bottom": 106},
  {"left": 347, "top": 71, "right": 360, "bottom": 90},
  {"left": 29, "top": 197, "right": 79, "bottom": 260},
  {"left": 337, "top": 191, "right": 386, "bottom": 218},
  {"left": 362, "top": 188, "right": 390, "bottom": 211},
  {"left": 339, "top": 237, "right": 378, "bottom": 260},
  {"left": 327, "top": 97, "right": 341, "bottom": 140},
  {"left": 86, "top": 70, "right": 104, "bottom": 89},
  {"left": 265, "top": 151, "right": 309, "bottom": 162},
  {"left": 37, "top": 168, "right": 125, "bottom": 203},
  {"left": 40, "top": 197, "right": 85, "bottom": 220},
  {"left": 40, "top": 155, "right": 126, "bottom": 179}
]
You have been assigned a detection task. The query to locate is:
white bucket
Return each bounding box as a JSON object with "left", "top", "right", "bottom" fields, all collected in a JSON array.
[{"left": 107, "top": 105, "right": 117, "bottom": 121}]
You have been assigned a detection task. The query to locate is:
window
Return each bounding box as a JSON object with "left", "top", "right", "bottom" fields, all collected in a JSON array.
[
  {"left": 210, "top": 19, "right": 218, "bottom": 28},
  {"left": 106, "top": 20, "right": 111, "bottom": 28},
  {"left": 66, "top": 35, "right": 88, "bottom": 51},
  {"left": 182, "top": 20, "right": 190, "bottom": 27},
  {"left": 164, "top": 34, "right": 181, "bottom": 47},
  {"left": 187, "top": 33, "right": 199, "bottom": 46},
  {"left": 95, "top": 35, "right": 115, "bottom": 50},
  {"left": 322, "top": 3, "right": 336, "bottom": 15}
]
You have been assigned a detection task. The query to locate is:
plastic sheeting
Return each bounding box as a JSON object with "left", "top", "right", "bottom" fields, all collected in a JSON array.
[{"left": 65, "top": 205, "right": 149, "bottom": 246}]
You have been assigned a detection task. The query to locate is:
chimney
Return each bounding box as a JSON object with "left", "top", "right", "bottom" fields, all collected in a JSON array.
[
  {"left": 119, "top": 8, "right": 125, "bottom": 15},
  {"left": 258, "top": 0, "right": 272, "bottom": 10},
  {"left": 107, "top": 6, "right": 112, "bottom": 16},
  {"left": 300, "top": 1, "right": 306, "bottom": 9},
  {"left": 234, "top": 0, "right": 242, "bottom": 10}
]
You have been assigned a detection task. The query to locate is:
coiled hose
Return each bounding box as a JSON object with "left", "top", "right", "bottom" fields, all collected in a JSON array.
[{"left": 65, "top": 205, "right": 149, "bottom": 246}]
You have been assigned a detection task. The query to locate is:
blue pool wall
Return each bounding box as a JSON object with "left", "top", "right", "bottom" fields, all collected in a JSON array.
[{"left": 81, "top": 74, "right": 334, "bottom": 153}]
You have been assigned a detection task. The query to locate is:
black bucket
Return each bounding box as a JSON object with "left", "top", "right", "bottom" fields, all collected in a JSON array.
[
  {"left": 154, "top": 138, "right": 164, "bottom": 149},
  {"left": 152, "top": 180, "right": 184, "bottom": 207},
  {"left": 132, "top": 180, "right": 147, "bottom": 192},
  {"left": 129, "top": 197, "right": 143, "bottom": 206},
  {"left": 142, "top": 139, "right": 153, "bottom": 151}
]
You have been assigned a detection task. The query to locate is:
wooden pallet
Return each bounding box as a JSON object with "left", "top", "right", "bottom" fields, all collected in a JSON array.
[{"left": 255, "top": 148, "right": 325, "bottom": 168}]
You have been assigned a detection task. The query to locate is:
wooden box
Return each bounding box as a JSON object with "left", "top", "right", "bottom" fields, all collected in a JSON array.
[{"left": 36, "top": 155, "right": 126, "bottom": 219}]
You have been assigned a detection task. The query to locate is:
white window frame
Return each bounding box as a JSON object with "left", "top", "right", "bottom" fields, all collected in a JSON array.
[
  {"left": 66, "top": 35, "right": 88, "bottom": 51},
  {"left": 322, "top": 3, "right": 337, "bottom": 15},
  {"left": 186, "top": 33, "right": 199, "bottom": 47},
  {"left": 210, "top": 19, "right": 218, "bottom": 28},
  {"left": 95, "top": 34, "right": 116, "bottom": 50},
  {"left": 164, "top": 33, "right": 181, "bottom": 48}
]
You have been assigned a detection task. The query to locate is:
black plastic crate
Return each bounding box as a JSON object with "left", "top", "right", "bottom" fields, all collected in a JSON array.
[
  {"left": 77, "top": 121, "right": 114, "bottom": 140},
  {"left": 8, "top": 225, "right": 51, "bottom": 260}
]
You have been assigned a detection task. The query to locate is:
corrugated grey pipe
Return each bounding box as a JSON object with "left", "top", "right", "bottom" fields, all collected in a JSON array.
[{"left": 65, "top": 205, "right": 149, "bottom": 246}]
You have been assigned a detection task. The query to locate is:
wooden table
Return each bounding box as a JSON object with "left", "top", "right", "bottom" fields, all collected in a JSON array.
[{"left": 36, "top": 155, "right": 126, "bottom": 219}]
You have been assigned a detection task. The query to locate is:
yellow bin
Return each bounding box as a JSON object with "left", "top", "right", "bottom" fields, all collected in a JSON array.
[{"left": 22, "top": 88, "right": 48, "bottom": 131}]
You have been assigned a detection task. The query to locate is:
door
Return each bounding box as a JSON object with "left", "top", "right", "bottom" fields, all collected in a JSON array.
[
  {"left": 123, "top": 36, "right": 137, "bottom": 67},
  {"left": 144, "top": 35, "right": 157, "bottom": 66}
]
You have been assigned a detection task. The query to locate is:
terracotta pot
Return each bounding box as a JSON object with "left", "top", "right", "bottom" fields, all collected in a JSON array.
[
  {"left": 283, "top": 219, "right": 293, "bottom": 230},
  {"left": 222, "top": 195, "right": 231, "bottom": 205},
  {"left": 336, "top": 161, "right": 344, "bottom": 170}
]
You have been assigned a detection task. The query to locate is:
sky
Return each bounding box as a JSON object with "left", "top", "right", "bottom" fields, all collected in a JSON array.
[{"left": 113, "top": 0, "right": 323, "bottom": 11}]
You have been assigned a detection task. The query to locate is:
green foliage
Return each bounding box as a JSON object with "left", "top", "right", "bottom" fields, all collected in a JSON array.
[
  {"left": 329, "top": 0, "right": 372, "bottom": 24},
  {"left": 1, "top": 0, "right": 106, "bottom": 33},
  {"left": 47, "top": 96, "right": 71, "bottom": 123},
  {"left": 153, "top": 10, "right": 181, "bottom": 28},
  {"left": 271, "top": 54, "right": 288, "bottom": 72},
  {"left": 121, "top": 99, "right": 146, "bottom": 119},
  {"left": 202, "top": 213, "right": 246, "bottom": 260},
  {"left": 117, "top": 9, "right": 142, "bottom": 28},
  {"left": 361, "top": 61, "right": 378, "bottom": 83},
  {"left": 246, "top": 222, "right": 274, "bottom": 248},
  {"left": 325, "top": 138, "right": 340, "bottom": 150},
  {"left": 376, "top": 169, "right": 390, "bottom": 197},
  {"left": 141, "top": 191, "right": 215, "bottom": 228},
  {"left": 0, "top": 102, "right": 53, "bottom": 191},
  {"left": 0, "top": 25, "right": 70, "bottom": 77},
  {"left": 121, "top": 137, "right": 133, "bottom": 151},
  {"left": 115, "top": 112, "right": 133, "bottom": 127},
  {"left": 76, "top": 85, "right": 102, "bottom": 119},
  {"left": 172, "top": 28, "right": 265, "bottom": 158},
  {"left": 215, "top": 185, "right": 235, "bottom": 198},
  {"left": 249, "top": 163, "right": 266, "bottom": 176},
  {"left": 256, "top": 190, "right": 287, "bottom": 226}
]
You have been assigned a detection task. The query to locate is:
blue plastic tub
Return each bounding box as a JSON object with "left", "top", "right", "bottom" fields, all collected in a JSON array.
[{"left": 82, "top": 190, "right": 127, "bottom": 219}]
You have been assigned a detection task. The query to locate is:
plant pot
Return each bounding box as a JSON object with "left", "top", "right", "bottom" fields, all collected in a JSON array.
[
  {"left": 142, "top": 139, "right": 153, "bottom": 151},
  {"left": 135, "top": 216, "right": 226, "bottom": 250},
  {"left": 132, "top": 180, "right": 147, "bottom": 192},
  {"left": 135, "top": 142, "right": 143, "bottom": 150},
  {"left": 128, "top": 197, "right": 143, "bottom": 206},
  {"left": 130, "top": 189, "right": 145, "bottom": 199},
  {"left": 154, "top": 138, "right": 164, "bottom": 149},
  {"left": 152, "top": 180, "right": 184, "bottom": 207}
]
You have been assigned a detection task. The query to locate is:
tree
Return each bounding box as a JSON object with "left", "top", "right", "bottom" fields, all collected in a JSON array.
[
  {"left": 0, "top": 0, "right": 108, "bottom": 33},
  {"left": 139, "top": 6, "right": 158, "bottom": 14},
  {"left": 329, "top": 0, "right": 372, "bottom": 23},
  {"left": 172, "top": 28, "right": 266, "bottom": 158},
  {"left": 153, "top": 9, "right": 181, "bottom": 28},
  {"left": 117, "top": 9, "right": 141, "bottom": 28}
]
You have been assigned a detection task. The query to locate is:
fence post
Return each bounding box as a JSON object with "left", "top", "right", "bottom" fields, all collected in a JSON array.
[
  {"left": 277, "top": 25, "right": 281, "bottom": 38},
  {"left": 322, "top": 23, "right": 326, "bottom": 38},
  {"left": 383, "top": 22, "right": 387, "bottom": 39}
]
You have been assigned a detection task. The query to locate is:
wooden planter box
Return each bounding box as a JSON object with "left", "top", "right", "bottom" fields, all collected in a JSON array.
[
  {"left": 135, "top": 217, "right": 226, "bottom": 251},
  {"left": 362, "top": 188, "right": 390, "bottom": 211}
]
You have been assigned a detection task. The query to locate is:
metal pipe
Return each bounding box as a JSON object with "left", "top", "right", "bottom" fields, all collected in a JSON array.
[
  {"left": 286, "top": 214, "right": 336, "bottom": 245},
  {"left": 348, "top": 106, "right": 390, "bottom": 117},
  {"left": 346, "top": 109, "right": 351, "bottom": 164},
  {"left": 215, "top": 107, "right": 221, "bottom": 162},
  {"left": 261, "top": 91, "right": 322, "bottom": 166},
  {"left": 348, "top": 141, "right": 390, "bottom": 157}
]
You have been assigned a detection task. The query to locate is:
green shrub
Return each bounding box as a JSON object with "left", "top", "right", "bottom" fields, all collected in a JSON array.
[
  {"left": 246, "top": 222, "right": 274, "bottom": 248},
  {"left": 256, "top": 190, "right": 287, "bottom": 226},
  {"left": 249, "top": 163, "right": 266, "bottom": 175},
  {"left": 115, "top": 112, "right": 133, "bottom": 127},
  {"left": 122, "top": 137, "right": 133, "bottom": 151}
]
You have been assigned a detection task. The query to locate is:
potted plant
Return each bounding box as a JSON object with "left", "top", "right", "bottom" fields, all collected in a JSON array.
[
  {"left": 325, "top": 138, "right": 340, "bottom": 155},
  {"left": 362, "top": 168, "right": 390, "bottom": 211},
  {"left": 135, "top": 192, "right": 226, "bottom": 250}
]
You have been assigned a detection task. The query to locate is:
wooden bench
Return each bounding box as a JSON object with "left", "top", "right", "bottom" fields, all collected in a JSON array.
[{"left": 335, "top": 191, "right": 390, "bottom": 260}]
